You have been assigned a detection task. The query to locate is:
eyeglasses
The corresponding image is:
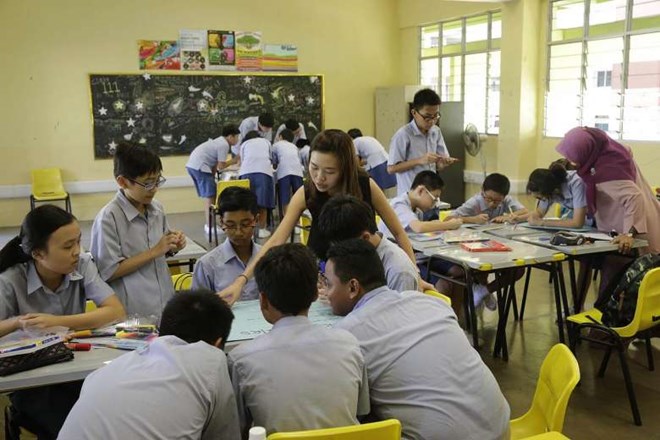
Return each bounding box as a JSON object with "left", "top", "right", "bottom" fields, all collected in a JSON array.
[
  {"left": 482, "top": 192, "right": 504, "bottom": 205},
  {"left": 221, "top": 221, "right": 257, "bottom": 233},
  {"left": 128, "top": 176, "right": 167, "bottom": 191},
  {"left": 415, "top": 110, "right": 441, "bottom": 121}
]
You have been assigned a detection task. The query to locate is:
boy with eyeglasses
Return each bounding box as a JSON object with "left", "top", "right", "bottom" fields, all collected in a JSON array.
[
  {"left": 91, "top": 141, "right": 185, "bottom": 317},
  {"left": 192, "top": 187, "right": 262, "bottom": 301},
  {"left": 388, "top": 88, "right": 459, "bottom": 196}
]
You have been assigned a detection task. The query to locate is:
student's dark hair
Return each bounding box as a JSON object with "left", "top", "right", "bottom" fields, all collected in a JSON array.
[
  {"left": 243, "top": 130, "right": 261, "bottom": 142},
  {"left": 526, "top": 163, "right": 568, "bottom": 198},
  {"left": 159, "top": 290, "right": 234, "bottom": 347},
  {"left": 327, "top": 239, "right": 386, "bottom": 292},
  {"left": 258, "top": 112, "right": 274, "bottom": 128},
  {"left": 113, "top": 141, "right": 162, "bottom": 179},
  {"left": 222, "top": 124, "right": 240, "bottom": 137},
  {"left": 279, "top": 128, "right": 294, "bottom": 143},
  {"left": 0, "top": 205, "right": 76, "bottom": 274},
  {"left": 412, "top": 88, "right": 441, "bottom": 110},
  {"left": 411, "top": 170, "right": 444, "bottom": 191},
  {"left": 306, "top": 129, "right": 364, "bottom": 202},
  {"left": 550, "top": 158, "right": 577, "bottom": 171},
  {"left": 284, "top": 118, "right": 299, "bottom": 131},
  {"left": 218, "top": 186, "right": 259, "bottom": 216},
  {"left": 317, "top": 195, "right": 377, "bottom": 242},
  {"left": 254, "top": 243, "right": 318, "bottom": 315},
  {"left": 295, "top": 138, "right": 310, "bottom": 149},
  {"left": 482, "top": 173, "right": 511, "bottom": 195},
  {"left": 347, "top": 128, "right": 363, "bottom": 139}
]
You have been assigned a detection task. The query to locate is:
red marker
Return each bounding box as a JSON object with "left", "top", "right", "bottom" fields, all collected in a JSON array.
[{"left": 66, "top": 343, "right": 92, "bottom": 351}]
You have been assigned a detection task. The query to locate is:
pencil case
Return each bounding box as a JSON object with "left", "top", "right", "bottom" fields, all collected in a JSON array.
[{"left": 0, "top": 342, "right": 73, "bottom": 376}]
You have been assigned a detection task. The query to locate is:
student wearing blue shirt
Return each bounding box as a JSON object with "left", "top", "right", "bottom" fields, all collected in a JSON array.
[
  {"left": 186, "top": 124, "right": 241, "bottom": 234},
  {"left": 193, "top": 187, "right": 262, "bottom": 301},
  {"left": 387, "top": 88, "right": 459, "bottom": 196},
  {"left": 91, "top": 142, "right": 186, "bottom": 318},
  {"left": 0, "top": 205, "right": 125, "bottom": 439},
  {"left": 347, "top": 128, "right": 396, "bottom": 190},
  {"left": 272, "top": 128, "right": 304, "bottom": 215}
]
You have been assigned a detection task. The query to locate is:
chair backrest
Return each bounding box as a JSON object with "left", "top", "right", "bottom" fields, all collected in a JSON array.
[
  {"left": 424, "top": 289, "right": 452, "bottom": 306},
  {"left": 267, "top": 419, "right": 401, "bottom": 440},
  {"left": 214, "top": 179, "right": 251, "bottom": 206},
  {"left": 528, "top": 344, "right": 580, "bottom": 433},
  {"left": 31, "top": 168, "right": 66, "bottom": 196},
  {"left": 171, "top": 273, "right": 193, "bottom": 291},
  {"left": 620, "top": 267, "right": 660, "bottom": 337},
  {"left": 299, "top": 214, "right": 312, "bottom": 246}
]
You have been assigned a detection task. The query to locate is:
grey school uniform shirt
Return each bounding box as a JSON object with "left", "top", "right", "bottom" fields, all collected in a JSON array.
[
  {"left": 228, "top": 316, "right": 370, "bottom": 435},
  {"left": 452, "top": 193, "right": 525, "bottom": 220},
  {"left": 90, "top": 190, "right": 175, "bottom": 318},
  {"left": 335, "top": 287, "right": 510, "bottom": 440},
  {"left": 58, "top": 336, "right": 240, "bottom": 440},
  {"left": 375, "top": 234, "right": 419, "bottom": 292},
  {"left": 0, "top": 253, "right": 114, "bottom": 318}
]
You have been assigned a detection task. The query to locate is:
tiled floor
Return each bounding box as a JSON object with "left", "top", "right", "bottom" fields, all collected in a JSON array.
[{"left": 1, "top": 211, "right": 660, "bottom": 439}]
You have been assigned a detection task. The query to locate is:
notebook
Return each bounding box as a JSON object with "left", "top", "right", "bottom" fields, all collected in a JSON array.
[
  {"left": 441, "top": 230, "right": 490, "bottom": 243},
  {"left": 461, "top": 240, "right": 512, "bottom": 252}
]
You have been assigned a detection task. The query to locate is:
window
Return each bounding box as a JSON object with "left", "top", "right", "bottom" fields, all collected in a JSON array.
[
  {"left": 419, "top": 11, "right": 501, "bottom": 134},
  {"left": 545, "top": 0, "right": 660, "bottom": 140}
]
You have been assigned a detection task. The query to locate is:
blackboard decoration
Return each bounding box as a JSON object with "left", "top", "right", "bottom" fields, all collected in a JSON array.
[{"left": 89, "top": 73, "right": 324, "bottom": 159}]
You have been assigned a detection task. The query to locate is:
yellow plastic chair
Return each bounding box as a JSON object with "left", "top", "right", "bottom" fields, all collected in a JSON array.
[
  {"left": 172, "top": 273, "right": 193, "bottom": 292},
  {"left": 267, "top": 419, "right": 401, "bottom": 440},
  {"left": 521, "top": 433, "right": 570, "bottom": 440},
  {"left": 298, "top": 214, "right": 312, "bottom": 246},
  {"left": 85, "top": 300, "right": 97, "bottom": 313},
  {"left": 509, "top": 344, "right": 580, "bottom": 439},
  {"left": 567, "top": 267, "right": 660, "bottom": 426},
  {"left": 30, "top": 168, "right": 71, "bottom": 213},
  {"left": 208, "top": 179, "right": 251, "bottom": 244},
  {"left": 424, "top": 289, "right": 452, "bottom": 306}
]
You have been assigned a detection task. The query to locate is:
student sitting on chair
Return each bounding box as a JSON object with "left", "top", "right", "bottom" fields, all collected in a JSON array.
[
  {"left": 316, "top": 195, "right": 419, "bottom": 292},
  {"left": 0, "top": 205, "right": 126, "bottom": 439},
  {"left": 228, "top": 243, "right": 369, "bottom": 437},
  {"left": 192, "top": 187, "right": 261, "bottom": 301},
  {"left": 347, "top": 128, "right": 396, "bottom": 190},
  {"left": 272, "top": 128, "right": 304, "bottom": 216},
  {"left": 275, "top": 117, "right": 307, "bottom": 144},
  {"left": 186, "top": 124, "right": 241, "bottom": 235},
  {"left": 91, "top": 142, "right": 186, "bottom": 318},
  {"left": 325, "top": 239, "right": 510, "bottom": 440},
  {"left": 59, "top": 290, "right": 240, "bottom": 439},
  {"left": 237, "top": 131, "right": 275, "bottom": 239}
]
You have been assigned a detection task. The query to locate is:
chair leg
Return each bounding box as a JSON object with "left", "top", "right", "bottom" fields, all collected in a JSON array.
[
  {"left": 645, "top": 333, "right": 654, "bottom": 372},
  {"left": 29, "top": 195, "right": 35, "bottom": 211},
  {"left": 519, "top": 267, "right": 532, "bottom": 321},
  {"left": 207, "top": 207, "right": 213, "bottom": 243},
  {"left": 618, "top": 346, "right": 643, "bottom": 426},
  {"left": 597, "top": 346, "right": 613, "bottom": 377},
  {"left": 66, "top": 195, "right": 72, "bottom": 213}
]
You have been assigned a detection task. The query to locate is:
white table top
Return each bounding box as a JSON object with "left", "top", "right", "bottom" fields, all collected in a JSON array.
[
  {"left": 166, "top": 237, "right": 207, "bottom": 262},
  {"left": 504, "top": 231, "right": 648, "bottom": 256}
]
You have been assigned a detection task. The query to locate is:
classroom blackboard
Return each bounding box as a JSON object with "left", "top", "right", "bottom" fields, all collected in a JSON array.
[{"left": 89, "top": 73, "right": 324, "bottom": 159}]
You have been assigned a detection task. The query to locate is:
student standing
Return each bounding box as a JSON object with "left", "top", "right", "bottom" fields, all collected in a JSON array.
[
  {"left": 228, "top": 244, "right": 369, "bottom": 437},
  {"left": 237, "top": 131, "right": 275, "bottom": 238},
  {"left": 325, "top": 240, "right": 510, "bottom": 440},
  {"left": 238, "top": 112, "right": 274, "bottom": 144},
  {"left": 0, "top": 205, "right": 125, "bottom": 439},
  {"left": 296, "top": 138, "right": 311, "bottom": 172},
  {"left": 91, "top": 142, "right": 186, "bottom": 318},
  {"left": 347, "top": 128, "right": 396, "bottom": 190},
  {"left": 274, "top": 117, "right": 307, "bottom": 144},
  {"left": 272, "top": 128, "right": 304, "bottom": 215},
  {"left": 59, "top": 290, "right": 240, "bottom": 440},
  {"left": 388, "top": 88, "right": 458, "bottom": 196},
  {"left": 186, "top": 124, "right": 241, "bottom": 234}
]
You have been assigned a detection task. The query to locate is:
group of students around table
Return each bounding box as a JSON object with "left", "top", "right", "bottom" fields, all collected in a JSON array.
[{"left": 0, "top": 88, "right": 658, "bottom": 439}]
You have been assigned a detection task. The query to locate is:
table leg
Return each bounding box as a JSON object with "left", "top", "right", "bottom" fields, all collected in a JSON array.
[
  {"left": 568, "top": 259, "right": 579, "bottom": 314},
  {"left": 552, "top": 262, "right": 566, "bottom": 343},
  {"left": 466, "top": 270, "right": 479, "bottom": 350}
]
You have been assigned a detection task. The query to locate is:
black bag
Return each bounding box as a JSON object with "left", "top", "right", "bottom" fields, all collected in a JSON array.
[
  {"left": 599, "top": 254, "right": 660, "bottom": 327},
  {"left": 549, "top": 231, "right": 591, "bottom": 246},
  {"left": 0, "top": 342, "right": 73, "bottom": 376}
]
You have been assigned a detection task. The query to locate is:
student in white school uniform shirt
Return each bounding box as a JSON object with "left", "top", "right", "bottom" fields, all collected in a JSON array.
[
  {"left": 274, "top": 117, "right": 307, "bottom": 144},
  {"left": 347, "top": 128, "right": 396, "bottom": 190},
  {"left": 271, "top": 128, "right": 304, "bottom": 215},
  {"left": 59, "top": 291, "right": 240, "bottom": 440},
  {"left": 186, "top": 124, "right": 240, "bottom": 234},
  {"left": 316, "top": 195, "right": 419, "bottom": 293},
  {"left": 192, "top": 187, "right": 261, "bottom": 301},
  {"left": 387, "top": 88, "right": 458, "bottom": 196},
  {"left": 324, "top": 240, "right": 510, "bottom": 440},
  {"left": 238, "top": 112, "right": 275, "bottom": 145},
  {"left": 228, "top": 244, "right": 369, "bottom": 438}
]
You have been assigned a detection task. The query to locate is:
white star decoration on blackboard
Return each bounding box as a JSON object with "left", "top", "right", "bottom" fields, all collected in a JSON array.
[
  {"left": 309, "top": 76, "right": 318, "bottom": 84},
  {"left": 108, "top": 141, "right": 117, "bottom": 151},
  {"left": 143, "top": 73, "right": 152, "bottom": 80},
  {"left": 127, "top": 117, "right": 136, "bottom": 127},
  {"left": 288, "top": 94, "right": 295, "bottom": 102},
  {"left": 243, "top": 77, "right": 252, "bottom": 84},
  {"left": 306, "top": 96, "right": 315, "bottom": 105},
  {"left": 139, "top": 137, "right": 147, "bottom": 144},
  {"left": 135, "top": 102, "right": 144, "bottom": 110},
  {"left": 114, "top": 101, "right": 125, "bottom": 111},
  {"left": 98, "top": 106, "right": 108, "bottom": 116}
]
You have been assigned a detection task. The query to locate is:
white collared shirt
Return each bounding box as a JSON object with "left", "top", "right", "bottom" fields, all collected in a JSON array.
[
  {"left": 238, "top": 138, "right": 273, "bottom": 177},
  {"left": 272, "top": 140, "right": 304, "bottom": 180},
  {"left": 186, "top": 136, "right": 230, "bottom": 173},
  {"left": 353, "top": 136, "right": 388, "bottom": 170}
]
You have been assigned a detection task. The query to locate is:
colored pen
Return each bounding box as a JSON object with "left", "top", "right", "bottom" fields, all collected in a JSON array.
[{"left": 66, "top": 343, "right": 92, "bottom": 351}]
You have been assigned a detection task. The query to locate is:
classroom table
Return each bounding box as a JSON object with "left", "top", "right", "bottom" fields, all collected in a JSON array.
[
  {"left": 0, "top": 300, "right": 338, "bottom": 393},
  {"left": 166, "top": 237, "right": 207, "bottom": 272},
  {"left": 411, "top": 234, "right": 566, "bottom": 361}
]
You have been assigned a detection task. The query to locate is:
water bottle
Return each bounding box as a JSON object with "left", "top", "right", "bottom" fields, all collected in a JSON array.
[{"left": 248, "top": 426, "right": 267, "bottom": 440}]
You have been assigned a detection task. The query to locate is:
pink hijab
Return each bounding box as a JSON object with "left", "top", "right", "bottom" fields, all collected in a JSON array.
[{"left": 556, "top": 127, "right": 636, "bottom": 214}]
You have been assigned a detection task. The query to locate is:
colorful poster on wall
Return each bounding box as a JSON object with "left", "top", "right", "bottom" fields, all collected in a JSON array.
[
  {"left": 138, "top": 40, "right": 181, "bottom": 70},
  {"left": 179, "top": 29, "right": 208, "bottom": 71},
  {"left": 235, "top": 31, "right": 263, "bottom": 71},
  {"left": 263, "top": 44, "right": 298, "bottom": 72},
  {"left": 208, "top": 30, "right": 235, "bottom": 70}
]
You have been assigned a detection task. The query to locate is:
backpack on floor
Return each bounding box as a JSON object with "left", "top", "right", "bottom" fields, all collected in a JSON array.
[{"left": 600, "top": 254, "right": 660, "bottom": 327}]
